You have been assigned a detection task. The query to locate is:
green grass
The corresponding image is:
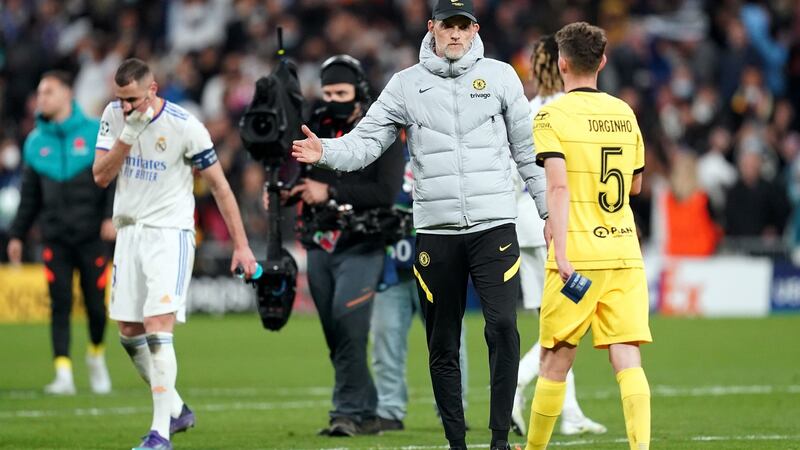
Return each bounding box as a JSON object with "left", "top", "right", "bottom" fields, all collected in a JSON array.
[{"left": 1, "top": 313, "right": 799, "bottom": 449}]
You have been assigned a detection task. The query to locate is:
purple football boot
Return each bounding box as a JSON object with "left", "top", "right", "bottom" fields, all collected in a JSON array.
[
  {"left": 170, "top": 404, "right": 196, "bottom": 435},
  {"left": 132, "top": 430, "right": 171, "bottom": 450}
]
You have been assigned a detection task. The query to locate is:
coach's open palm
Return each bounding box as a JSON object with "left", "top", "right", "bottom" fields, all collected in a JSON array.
[{"left": 291, "top": 125, "right": 322, "bottom": 164}]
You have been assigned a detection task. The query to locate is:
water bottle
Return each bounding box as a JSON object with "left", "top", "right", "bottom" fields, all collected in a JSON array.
[{"left": 235, "top": 262, "right": 263, "bottom": 280}]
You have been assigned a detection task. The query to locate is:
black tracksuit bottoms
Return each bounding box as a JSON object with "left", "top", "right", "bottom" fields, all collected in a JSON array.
[
  {"left": 414, "top": 223, "right": 521, "bottom": 443},
  {"left": 44, "top": 239, "right": 108, "bottom": 358}
]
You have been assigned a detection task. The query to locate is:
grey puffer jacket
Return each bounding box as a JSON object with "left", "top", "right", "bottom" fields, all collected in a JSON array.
[{"left": 318, "top": 33, "right": 547, "bottom": 230}]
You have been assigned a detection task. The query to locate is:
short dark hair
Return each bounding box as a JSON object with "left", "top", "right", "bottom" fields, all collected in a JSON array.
[
  {"left": 41, "top": 70, "right": 73, "bottom": 89},
  {"left": 114, "top": 58, "right": 151, "bottom": 87},
  {"left": 555, "top": 22, "right": 607, "bottom": 75}
]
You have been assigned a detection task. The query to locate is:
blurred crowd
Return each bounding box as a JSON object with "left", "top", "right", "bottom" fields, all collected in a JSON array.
[{"left": 0, "top": 0, "right": 799, "bottom": 265}]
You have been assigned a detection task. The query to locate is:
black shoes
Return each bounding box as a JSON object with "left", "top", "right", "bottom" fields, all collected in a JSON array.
[
  {"left": 357, "top": 416, "right": 383, "bottom": 435},
  {"left": 377, "top": 417, "right": 405, "bottom": 432},
  {"left": 318, "top": 416, "right": 384, "bottom": 437},
  {"left": 318, "top": 417, "right": 358, "bottom": 437},
  {"left": 491, "top": 440, "right": 512, "bottom": 450}
]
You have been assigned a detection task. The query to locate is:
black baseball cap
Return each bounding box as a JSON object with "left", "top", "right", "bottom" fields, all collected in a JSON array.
[{"left": 432, "top": 0, "right": 477, "bottom": 23}]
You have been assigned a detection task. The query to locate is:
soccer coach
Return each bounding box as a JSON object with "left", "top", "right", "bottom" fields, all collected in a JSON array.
[{"left": 292, "top": 1, "right": 547, "bottom": 448}]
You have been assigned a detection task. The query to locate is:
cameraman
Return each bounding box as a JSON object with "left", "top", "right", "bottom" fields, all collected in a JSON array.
[{"left": 270, "top": 55, "right": 403, "bottom": 437}]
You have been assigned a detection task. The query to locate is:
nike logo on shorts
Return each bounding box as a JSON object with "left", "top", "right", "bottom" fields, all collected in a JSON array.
[
  {"left": 419, "top": 87, "right": 433, "bottom": 94},
  {"left": 499, "top": 243, "right": 512, "bottom": 252}
]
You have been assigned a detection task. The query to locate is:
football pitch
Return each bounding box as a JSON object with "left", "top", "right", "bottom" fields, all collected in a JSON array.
[{"left": 1, "top": 313, "right": 799, "bottom": 450}]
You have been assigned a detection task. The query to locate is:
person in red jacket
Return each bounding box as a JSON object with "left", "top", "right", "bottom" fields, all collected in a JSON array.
[{"left": 664, "top": 150, "right": 721, "bottom": 256}]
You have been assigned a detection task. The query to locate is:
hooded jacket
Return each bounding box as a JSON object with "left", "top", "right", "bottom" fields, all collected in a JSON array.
[
  {"left": 318, "top": 33, "right": 547, "bottom": 231},
  {"left": 9, "top": 101, "right": 113, "bottom": 245}
]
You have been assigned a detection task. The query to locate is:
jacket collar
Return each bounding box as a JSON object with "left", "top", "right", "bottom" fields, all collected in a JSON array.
[
  {"left": 419, "top": 32, "right": 484, "bottom": 78},
  {"left": 35, "top": 100, "right": 87, "bottom": 134}
]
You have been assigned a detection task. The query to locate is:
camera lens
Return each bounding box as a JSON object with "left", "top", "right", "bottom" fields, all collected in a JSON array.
[{"left": 252, "top": 114, "right": 274, "bottom": 137}]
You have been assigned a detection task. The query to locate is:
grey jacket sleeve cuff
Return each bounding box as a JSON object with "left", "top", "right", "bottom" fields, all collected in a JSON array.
[
  {"left": 525, "top": 178, "right": 549, "bottom": 220},
  {"left": 535, "top": 195, "right": 549, "bottom": 220},
  {"left": 317, "top": 140, "right": 331, "bottom": 169}
]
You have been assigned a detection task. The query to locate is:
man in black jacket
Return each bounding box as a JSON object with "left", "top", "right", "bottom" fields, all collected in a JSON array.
[
  {"left": 724, "top": 146, "right": 790, "bottom": 241},
  {"left": 269, "top": 55, "right": 403, "bottom": 436},
  {"left": 7, "top": 71, "right": 115, "bottom": 395}
]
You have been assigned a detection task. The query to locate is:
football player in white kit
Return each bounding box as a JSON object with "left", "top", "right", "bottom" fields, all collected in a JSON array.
[
  {"left": 93, "top": 58, "right": 257, "bottom": 450},
  {"left": 510, "top": 36, "right": 606, "bottom": 438}
]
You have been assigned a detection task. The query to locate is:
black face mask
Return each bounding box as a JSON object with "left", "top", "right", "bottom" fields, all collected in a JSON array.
[{"left": 321, "top": 100, "right": 357, "bottom": 121}]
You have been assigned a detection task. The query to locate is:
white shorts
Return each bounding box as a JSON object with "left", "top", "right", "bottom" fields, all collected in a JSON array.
[
  {"left": 110, "top": 225, "right": 195, "bottom": 323},
  {"left": 520, "top": 246, "right": 547, "bottom": 310}
]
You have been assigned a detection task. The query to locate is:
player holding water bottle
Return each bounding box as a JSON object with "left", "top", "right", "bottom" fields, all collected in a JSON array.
[{"left": 93, "top": 58, "right": 257, "bottom": 450}]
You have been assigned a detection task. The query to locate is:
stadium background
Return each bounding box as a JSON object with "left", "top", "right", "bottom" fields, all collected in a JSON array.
[{"left": 0, "top": 0, "right": 798, "bottom": 449}]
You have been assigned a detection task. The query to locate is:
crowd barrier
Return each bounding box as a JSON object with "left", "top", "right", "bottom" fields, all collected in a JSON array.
[
  {"left": 647, "top": 256, "right": 774, "bottom": 317},
  {"left": 0, "top": 265, "right": 95, "bottom": 322}
]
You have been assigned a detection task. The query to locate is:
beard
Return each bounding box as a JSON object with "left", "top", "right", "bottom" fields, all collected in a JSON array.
[
  {"left": 443, "top": 44, "right": 467, "bottom": 60},
  {"left": 433, "top": 38, "right": 470, "bottom": 61}
]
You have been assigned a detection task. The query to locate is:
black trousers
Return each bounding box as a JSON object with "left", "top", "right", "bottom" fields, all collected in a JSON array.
[
  {"left": 306, "top": 242, "right": 384, "bottom": 422},
  {"left": 414, "top": 223, "right": 521, "bottom": 442},
  {"left": 44, "top": 239, "right": 108, "bottom": 358}
]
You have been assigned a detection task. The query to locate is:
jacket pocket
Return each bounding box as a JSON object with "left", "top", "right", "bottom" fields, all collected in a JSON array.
[
  {"left": 490, "top": 115, "right": 497, "bottom": 133},
  {"left": 491, "top": 115, "right": 513, "bottom": 177},
  {"left": 491, "top": 115, "right": 505, "bottom": 148}
]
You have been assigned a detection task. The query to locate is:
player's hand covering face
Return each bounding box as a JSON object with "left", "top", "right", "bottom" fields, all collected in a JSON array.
[
  {"left": 119, "top": 107, "right": 155, "bottom": 146},
  {"left": 115, "top": 78, "right": 156, "bottom": 117}
]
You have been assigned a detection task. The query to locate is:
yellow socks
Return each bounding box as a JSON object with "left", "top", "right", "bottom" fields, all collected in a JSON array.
[
  {"left": 525, "top": 377, "right": 566, "bottom": 450},
  {"left": 87, "top": 343, "right": 105, "bottom": 357},
  {"left": 54, "top": 356, "right": 72, "bottom": 370},
  {"left": 617, "top": 367, "right": 651, "bottom": 450}
]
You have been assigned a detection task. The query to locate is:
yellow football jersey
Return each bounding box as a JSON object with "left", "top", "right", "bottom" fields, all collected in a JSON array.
[{"left": 533, "top": 88, "right": 644, "bottom": 270}]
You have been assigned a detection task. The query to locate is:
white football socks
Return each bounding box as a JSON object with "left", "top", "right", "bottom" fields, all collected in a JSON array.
[
  {"left": 562, "top": 369, "right": 586, "bottom": 421},
  {"left": 120, "top": 334, "right": 152, "bottom": 383},
  {"left": 147, "top": 332, "right": 177, "bottom": 439},
  {"left": 121, "top": 333, "right": 185, "bottom": 419}
]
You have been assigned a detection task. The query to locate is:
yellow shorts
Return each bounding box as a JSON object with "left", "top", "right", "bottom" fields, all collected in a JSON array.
[{"left": 539, "top": 267, "right": 652, "bottom": 349}]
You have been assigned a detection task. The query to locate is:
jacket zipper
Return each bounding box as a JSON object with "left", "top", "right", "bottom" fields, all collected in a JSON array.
[
  {"left": 56, "top": 128, "right": 67, "bottom": 174},
  {"left": 451, "top": 64, "right": 467, "bottom": 227},
  {"left": 56, "top": 126, "right": 68, "bottom": 232}
]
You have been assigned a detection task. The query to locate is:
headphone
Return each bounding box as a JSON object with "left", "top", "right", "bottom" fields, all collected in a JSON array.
[{"left": 320, "top": 54, "right": 372, "bottom": 106}]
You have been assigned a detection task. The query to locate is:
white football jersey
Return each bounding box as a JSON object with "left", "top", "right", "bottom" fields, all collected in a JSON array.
[
  {"left": 96, "top": 100, "right": 217, "bottom": 230},
  {"left": 515, "top": 93, "right": 563, "bottom": 248}
]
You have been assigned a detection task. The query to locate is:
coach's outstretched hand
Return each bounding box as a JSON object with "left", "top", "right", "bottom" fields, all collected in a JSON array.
[{"left": 291, "top": 125, "right": 323, "bottom": 164}]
